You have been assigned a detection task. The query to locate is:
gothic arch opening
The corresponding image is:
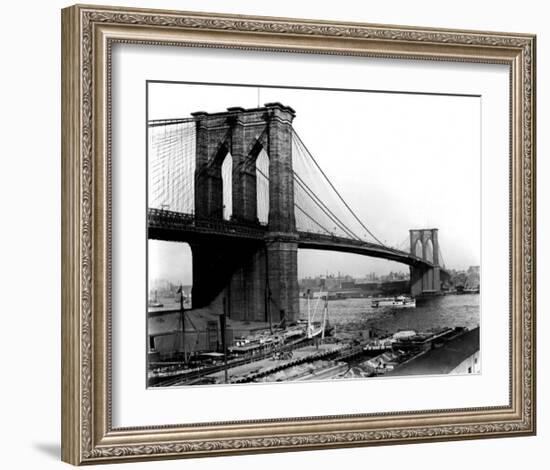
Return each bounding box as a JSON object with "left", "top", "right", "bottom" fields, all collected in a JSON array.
[
  {"left": 425, "top": 238, "right": 434, "bottom": 263},
  {"left": 256, "top": 148, "right": 269, "bottom": 225},
  {"left": 414, "top": 239, "right": 423, "bottom": 258},
  {"left": 221, "top": 152, "right": 233, "bottom": 220}
]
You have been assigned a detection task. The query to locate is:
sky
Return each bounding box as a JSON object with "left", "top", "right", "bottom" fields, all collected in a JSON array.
[{"left": 148, "top": 81, "right": 480, "bottom": 285}]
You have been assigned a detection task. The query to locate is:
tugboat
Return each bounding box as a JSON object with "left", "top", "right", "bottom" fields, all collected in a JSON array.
[{"left": 371, "top": 295, "right": 416, "bottom": 309}]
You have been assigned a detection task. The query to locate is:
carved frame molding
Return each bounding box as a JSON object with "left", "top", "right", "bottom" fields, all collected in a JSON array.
[{"left": 61, "top": 4, "right": 535, "bottom": 464}]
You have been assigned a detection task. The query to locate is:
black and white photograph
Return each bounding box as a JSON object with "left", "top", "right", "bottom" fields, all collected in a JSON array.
[
  {"left": 2, "top": 0, "right": 542, "bottom": 467},
  {"left": 146, "top": 81, "right": 481, "bottom": 387}
]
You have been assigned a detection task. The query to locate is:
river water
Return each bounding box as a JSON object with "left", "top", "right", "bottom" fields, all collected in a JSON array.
[
  {"left": 154, "top": 293, "right": 480, "bottom": 337},
  {"left": 299, "top": 294, "right": 480, "bottom": 337}
]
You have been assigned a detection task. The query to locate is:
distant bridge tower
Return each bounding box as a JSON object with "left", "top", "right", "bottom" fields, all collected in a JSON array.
[
  {"left": 190, "top": 103, "right": 299, "bottom": 323},
  {"left": 409, "top": 228, "right": 441, "bottom": 297}
]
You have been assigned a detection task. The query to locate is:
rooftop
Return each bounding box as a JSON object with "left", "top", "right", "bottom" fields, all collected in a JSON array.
[{"left": 386, "top": 327, "right": 480, "bottom": 376}]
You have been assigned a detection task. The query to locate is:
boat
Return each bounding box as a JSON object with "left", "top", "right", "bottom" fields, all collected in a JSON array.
[
  {"left": 305, "top": 290, "right": 333, "bottom": 339},
  {"left": 148, "top": 290, "right": 164, "bottom": 308},
  {"left": 371, "top": 295, "right": 416, "bottom": 309}
]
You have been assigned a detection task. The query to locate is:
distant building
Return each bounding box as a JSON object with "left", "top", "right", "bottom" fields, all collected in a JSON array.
[
  {"left": 340, "top": 281, "right": 356, "bottom": 289},
  {"left": 299, "top": 271, "right": 409, "bottom": 293}
]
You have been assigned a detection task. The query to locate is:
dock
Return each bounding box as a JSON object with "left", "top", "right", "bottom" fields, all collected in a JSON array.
[
  {"left": 386, "top": 327, "right": 480, "bottom": 376},
  {"left": 209, "top": 343, "right": 346, "bottom": 384}
]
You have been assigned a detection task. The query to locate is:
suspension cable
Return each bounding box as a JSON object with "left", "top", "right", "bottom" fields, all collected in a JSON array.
[
  {"left": 294, "top": 204, "right": 333, "bottom": 235},
  {"left": 292, "top": 130, "right": 386, "bottom": 246},
  {"left": 293, "top": 172, "right": 361, "bottom": 240},
  {"left": 438, "top": 247, "right": 446, "bottom": 268}
]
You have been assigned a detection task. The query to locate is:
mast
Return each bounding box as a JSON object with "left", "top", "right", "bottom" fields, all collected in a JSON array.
[
  {"left": 221, "top": 287, "right": 230, "bottom": 384},
  {"left": 307, "top": 289, "right": 311, "bottom": 338},
  {"left": 179, "top": 285, "right": 186, "bottom": 362},
  {"left": 265, "top": 245, "right": 273, "bottom": 333},
  {"left": 321, "top": 295, "right": 328, "bottom": 340}
]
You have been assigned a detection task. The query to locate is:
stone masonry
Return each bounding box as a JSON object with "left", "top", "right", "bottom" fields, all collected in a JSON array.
[
  {"left": 409, "top": 228, "right": 441, "bottom": 296},
  {"left": 191, "top": 103, "right": 299, "bottom": 323}
]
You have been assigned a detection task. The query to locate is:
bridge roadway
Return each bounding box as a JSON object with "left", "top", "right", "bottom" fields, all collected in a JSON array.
[{"left": 148, "top": 209, "right": 437, "bottom": 270}]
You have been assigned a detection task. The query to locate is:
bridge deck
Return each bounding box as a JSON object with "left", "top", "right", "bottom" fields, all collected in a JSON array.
[
  {"left": 147, "top": 209, "right": 439, "bottom": 270},
  {"left": 148, "top": 208, "right": 267, "bottom": 241}
]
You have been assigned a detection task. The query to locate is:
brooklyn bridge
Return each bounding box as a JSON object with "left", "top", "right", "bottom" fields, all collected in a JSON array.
[{"left": 148, "top": 102, "right": 449, "bottom": 324}]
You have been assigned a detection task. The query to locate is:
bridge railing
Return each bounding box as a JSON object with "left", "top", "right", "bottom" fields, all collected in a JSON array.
[
  {"left": 147, "top": 209, "right": 433, "bottom": 267},
  {"left": 297, "top": 231, "right": 380, "bottom": 248},
  {"left": 147, "top": 208, "right": 268, "bottom": 238},
  {"left": 296, "top": 231, "right": 431, "bottom": 266}
]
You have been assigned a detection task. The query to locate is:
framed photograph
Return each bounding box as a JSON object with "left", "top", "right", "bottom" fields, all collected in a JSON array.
[{"left": 61, "top": 4, "right": 536, "bottom": 465}]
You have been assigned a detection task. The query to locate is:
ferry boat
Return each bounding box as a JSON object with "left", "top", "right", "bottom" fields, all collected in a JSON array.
[{"left": 371, "top": 295, "right": 416, "bottom": 309}]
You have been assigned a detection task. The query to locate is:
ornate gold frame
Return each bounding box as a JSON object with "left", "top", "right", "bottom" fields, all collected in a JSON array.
[{"left": 61, "top": 4, "right": 536, "bottom": 465}]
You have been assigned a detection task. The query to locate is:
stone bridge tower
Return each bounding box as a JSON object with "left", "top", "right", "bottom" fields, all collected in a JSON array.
[
  {"left": 409, "top": 228, "right": 441, "bottom": 297},
  {"left": 190, "top": 103, "right": 299, "bottom": 323}
]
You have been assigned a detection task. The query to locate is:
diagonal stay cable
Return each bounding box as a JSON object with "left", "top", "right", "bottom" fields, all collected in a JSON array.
[
  {"left": 257, "top": 168, "right": 335, "bottom": 236},
  {"left": 292, "top": 130, "right": 386, "bottom": 246},
  {"left": 256, "top": 166, "right": 359, "bottom": 239},
  {"left": 438, "top": 247, "right": 446, "bottom": 268},
  {"left": 293, "top": 172, "right": 362, "bottom": 241},
  {"left": 294, "top": 203, "right": 333, "bottom": 236}
]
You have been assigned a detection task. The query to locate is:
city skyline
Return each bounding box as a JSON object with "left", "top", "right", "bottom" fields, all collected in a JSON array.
[
  {"left": 149, "top": 266, "right": 480, "bottom": 288},
  {"left": 148, "top": 237, "right": 480, "bottom": 290},
  {"left": 149, "top": 238, "right": 479, "bottom": 290}
]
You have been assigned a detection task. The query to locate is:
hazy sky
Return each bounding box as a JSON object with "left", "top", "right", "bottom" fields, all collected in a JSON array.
[{"left": 148, "top": 81, "right": 480, "bottom": 284}]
